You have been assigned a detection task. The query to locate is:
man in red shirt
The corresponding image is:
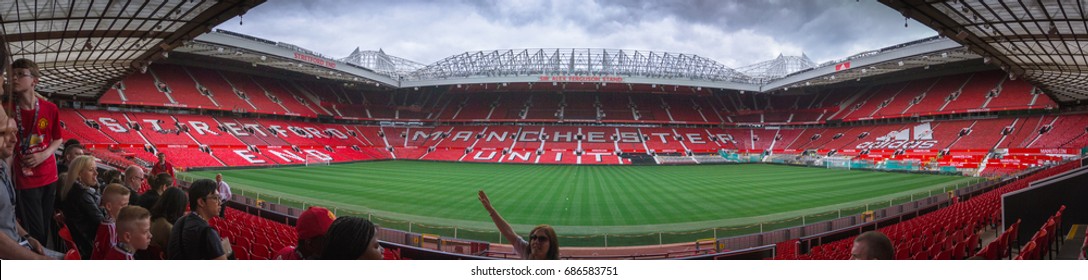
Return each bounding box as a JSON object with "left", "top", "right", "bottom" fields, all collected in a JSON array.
[
  {"left": 10, "top": 59, "right": 62, "bottom": 244},
  {"left": 150, "top": 153, "right": 175, "bottom": 186}
]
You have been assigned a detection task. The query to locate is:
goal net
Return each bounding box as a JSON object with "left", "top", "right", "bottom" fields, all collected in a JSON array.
[
  {"left": 823, "top": 157, "right": 852, "bottom": 170},
  {"left": 305, "top": 154, "right": 331, "bottom": 166}
]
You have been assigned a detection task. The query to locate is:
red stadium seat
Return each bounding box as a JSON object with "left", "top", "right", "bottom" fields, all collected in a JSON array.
[
  {"left": 933, "top": 248, "right": 951, "bottom": 260},
  {"left": 951, "top": 239, "right": 967, "bottom": 260},
  {"left": 1017, "top": 241, "right": 1037, "bottom": 260},
  {"left": 55, "top": 214, "right": 81, "bottom": 260}
]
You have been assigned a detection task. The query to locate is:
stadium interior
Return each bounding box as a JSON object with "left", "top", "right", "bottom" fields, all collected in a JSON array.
[{"left": 3, "top": 0, "right": 1086, "bottom": 260}]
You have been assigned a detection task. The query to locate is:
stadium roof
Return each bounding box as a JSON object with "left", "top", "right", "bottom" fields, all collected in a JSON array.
[
  {"left": 0, "top": 0, "right": 264, "bottom": 99},
  {"left": 176, "top": 30, "right": 399, "bottom": 88},
  {"left": 181, "top": 31, "right": 978, "bottom": 94},
  {"left": 761, "top": 36, "right": 982, "bottom": 91},
  {"left": 882, "top": 0, "right": 1088, "bottom": 104},
  {"left": 736, "top": 54, "right": 816, "bottom": 83},
  {"left": 408, "top": 48, "right": 754, "bottom": 83},
  {"left": 342, "top": 48, "right": 425, "bottom": 78}
]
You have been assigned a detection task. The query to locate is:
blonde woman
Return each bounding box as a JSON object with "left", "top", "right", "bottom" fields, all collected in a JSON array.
[{"left": 58, "top": 155, "right": 104, "bottom": 259}]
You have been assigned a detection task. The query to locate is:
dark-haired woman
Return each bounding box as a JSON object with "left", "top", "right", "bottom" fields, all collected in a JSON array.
[
  {"left": 320, "top": 216, "right": 383, "bottom": 260},
  {"left": 478, "top": 190, "right": 559, "bottom": 260}
]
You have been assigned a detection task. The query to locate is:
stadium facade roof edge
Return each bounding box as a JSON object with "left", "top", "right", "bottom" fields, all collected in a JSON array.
[
  {"left": 880, "top": 0, "right": 1088, "bottom": 105},
  {"left": 1, "top": 0, "right": 266, "bottom": 100},
  {"left": 178, "top": 30, "right": 398, "bottom": 88},
  {"left": 193, "top": 31, "right": 984, "bottom": 94}
]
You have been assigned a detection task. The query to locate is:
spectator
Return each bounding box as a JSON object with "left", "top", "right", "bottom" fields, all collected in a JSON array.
[
  {"left": 850, "top": 231, "right": 895, "bottom": 260},
  {"left": 167, "top": 179, "right": 229, "bottom": 260},
  {"left": 58, "top": 155, "right": 104, "bottom": 260},
  {"left": 150, "top": 152, "right": 175, "bottom": 186},
  {"left": 11, "top": 58, "right": 63, "bottom": 245},
  {"left": 0, "top": 69, "right": 55, "bottom": 259},
  {"left": 57, "top": 143, "right": 84, "bottom": 174},
  {"left": 320, "top": 216, "right": 382, "bottom": 260},
  {"left": 61, "top": 139, "right": 81, "bottom": 152},
  {"left": 274, "top": 206, "right": 335, "bottom": 260},
  {"left": 140, "top": 187, "right": 185, "bottom": 260},
  {"left": 215, "top": 173, "right": 231, "bottom": 218},
  {"left": 122, "top": 165, "right": 144, "bottom": 206},
  {"left": 90, "top": 183, "right": 130, "bottom": 260},
  {"left": 479, "top": 190, "right": 559, "bottom": 260},
  {"left": 137, "top": 173, "right": 171, "bottom": 211},
  {"left": 103, "top": 205, "right": 151, "bottom": 260}
]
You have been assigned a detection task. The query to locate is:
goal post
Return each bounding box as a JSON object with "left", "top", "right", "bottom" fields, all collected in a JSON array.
[
  {"left": 824, "top": 157, "right": 851, "bottom": 170},
  {"left": 305, "top": 154, "right": 331, "bottom": 166}
]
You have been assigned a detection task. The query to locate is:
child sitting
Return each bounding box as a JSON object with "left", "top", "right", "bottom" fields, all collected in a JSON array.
[
  {"left": 102, "top": 206, "right": 152, "bottom": 260},
  {"left": 90, "top": 183, "right": 130, "bottom": 260}
]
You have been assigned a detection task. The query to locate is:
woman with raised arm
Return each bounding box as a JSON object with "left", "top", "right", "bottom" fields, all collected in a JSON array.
[{"left": 478, "top": 190, "right": 559, "bottom": 260}]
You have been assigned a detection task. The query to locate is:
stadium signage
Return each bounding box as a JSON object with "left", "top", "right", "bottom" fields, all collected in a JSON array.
[
  {"left": 855, "top": 123, "right": 937, "bottom": 149},
  {"left": 835, "top": 61, "right": 851, "bottom": 71},
  {"left": 538, "top": 75, "right": 624, "bottom": 83},
  {"left": 1039, "top": 148, "right": 1076, "bottom": 154},
  {"left": 294, "top": 52, "right": 337, "bottom": 69},
  {"left": 856, "top": 140, "right": 937, "bottom": 150}
]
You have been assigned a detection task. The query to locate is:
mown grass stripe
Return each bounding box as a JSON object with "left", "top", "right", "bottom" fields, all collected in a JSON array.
[{"left": 185, "top": 161, "right": 975, "bottom": 235}]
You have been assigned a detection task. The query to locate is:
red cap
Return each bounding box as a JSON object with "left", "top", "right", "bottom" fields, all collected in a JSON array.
[{"left": 296, "top": 207, "right": 336, "bottom": 240}]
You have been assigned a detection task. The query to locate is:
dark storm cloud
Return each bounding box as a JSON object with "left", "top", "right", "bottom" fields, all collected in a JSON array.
[
  {"left": 505, "top": 0, "right": 935, "bottom": 63},
  {"left": 218, "top": 0, "right": 935, "bottom": 67}
]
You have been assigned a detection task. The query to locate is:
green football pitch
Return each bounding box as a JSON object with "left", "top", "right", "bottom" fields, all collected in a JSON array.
[{"left": 183, "top": 161, "right": 980, "bottom": 246}]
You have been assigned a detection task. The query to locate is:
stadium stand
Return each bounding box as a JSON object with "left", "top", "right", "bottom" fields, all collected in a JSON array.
[
  {"left": 77, "top": 110, "right": 149, "bottom": 145},
  {"left": 49, "top": 52, "right": 1088, "bottom": 260},
  {"left": 775, "top": 160, "right": 1079, "bottom": 260},
  {"left": 872, "top": 78, "right": 937, "bottom": 118},
  {"left": 840, "top": 82, "right": 905, "bottom": 120},
  {"left": 542, "top": 126, "right": 582, "bottom": 152},
  {"left": 23, "top": 0, "right": 1088, "bottom": 262},
  {"left": 216, "top": 117, "right": 278, "bottom": 146},
  {"left": 127, "top": 112, "right": 197, "bottom": 145},
  {"left": 59, "top": 110, "right": 117, "bottom": 144},
  {"left": 1029, "top": 114, "right": 1088, "bottom": 149},
  {"left": 154, "top": 64, "right": 224, "bottom": 110},
  {"left": 173, "top": 115, "right": 247, "bottom": 146},
  {"left": 253, "top": 77, "right": 321, "bottom": 117},
  {"left": 99, "top": 69, "right": 175, "bottom": 107},
  {"left": 941, "top": 71, "right": 1005, "bottom": 112},
  {"left": 221, "top": 72, "right": 289, "bottom": 115},
  {"left": 64, "top": 106, "right": 1085, "bottom": 173},
  {"left": 985, "top": 78, "right": 1055, "bottom": 110},
  {"left": 948, "top": 119, "right": 1014, "bottom": 150},
  {"left": 900, "top": 74, "right": 969, "bottom": 117}
]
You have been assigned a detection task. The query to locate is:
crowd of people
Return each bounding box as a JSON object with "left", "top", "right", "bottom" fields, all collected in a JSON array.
[{"left": 0, "top": 55, "right": 390, "bottom": 261}]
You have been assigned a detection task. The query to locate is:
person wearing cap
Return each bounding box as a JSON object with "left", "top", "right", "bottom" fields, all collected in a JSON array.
[{"left": 274, "top": 206, "right": 336, "bottom": 260}]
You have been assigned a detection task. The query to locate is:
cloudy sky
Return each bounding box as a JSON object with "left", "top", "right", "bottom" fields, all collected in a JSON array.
[{"left": 217, "top": 0, "right": 937, "bottom": 67}]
